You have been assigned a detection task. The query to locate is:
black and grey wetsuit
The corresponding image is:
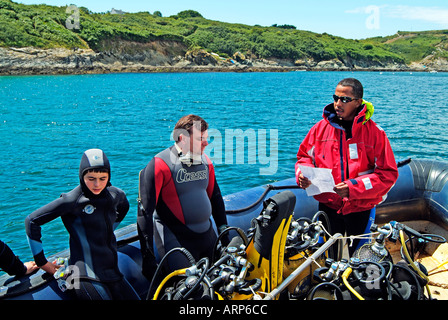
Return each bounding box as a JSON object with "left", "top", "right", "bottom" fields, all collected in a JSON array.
[
  {"left": 0, "top": 240, "right": 27, "bottom": 277},
  {"left": 137, "top": 145, "right": 227, "bottom": 278},
  {"left": 25, "top": 149, "right": 139, "bottom": 300}
]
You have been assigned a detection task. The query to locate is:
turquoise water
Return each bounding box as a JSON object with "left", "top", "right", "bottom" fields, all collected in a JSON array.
[{"left": 0, "top": 71, "right": 447, "bottom": 267}]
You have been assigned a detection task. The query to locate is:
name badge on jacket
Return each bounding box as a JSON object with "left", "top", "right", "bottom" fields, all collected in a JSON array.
[{"left": 349, "top": 143, "right": 358, "bottom": 159}]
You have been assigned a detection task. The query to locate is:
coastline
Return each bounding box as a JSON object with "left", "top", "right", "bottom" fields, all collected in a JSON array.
[{"left": 1, "top": 46, "right": 446, "bottom": 76}]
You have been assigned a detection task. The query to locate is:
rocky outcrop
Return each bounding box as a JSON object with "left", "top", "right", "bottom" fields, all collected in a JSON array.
[
  {"left": 0, "top": 40, "right": 189, "bottom": 75},
  {"left": 0, "top": 39, "right": 446, "bottom": 75},
  {"left": 0, "top": 45, "right": 296, "bottom": 75},
  {"left": 0, "top": 47, "right": 96, "bottom": 75},
  {"left": 293, "top": 56, "right": 411, "bottom": 71}
]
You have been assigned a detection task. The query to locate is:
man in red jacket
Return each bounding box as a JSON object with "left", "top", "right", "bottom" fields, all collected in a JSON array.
[{"left": 295, "top": 78, "right": 398, "bottom": 257}]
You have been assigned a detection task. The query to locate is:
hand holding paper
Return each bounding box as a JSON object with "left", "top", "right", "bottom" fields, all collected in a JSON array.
[{"left": 298, "top": 165, "right": 336, "bottom": 197}]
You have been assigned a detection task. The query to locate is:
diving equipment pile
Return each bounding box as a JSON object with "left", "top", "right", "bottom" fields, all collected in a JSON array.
[
  {"left": 309, "top": 221, "right": 446, "bottom": 300},
  {"left": 148, "top": 191, "right": 336, "bottom": 300},
  {"left": 148, "top": 191, "right": 447, "bottom": 301}
]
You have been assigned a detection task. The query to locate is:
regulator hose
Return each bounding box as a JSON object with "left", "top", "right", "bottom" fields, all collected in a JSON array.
[
  {"left": 146, "top": 247, "right": 196, "bottom": 300},
  {"left": 399, "top": 230, "right": 432, "bottom": 299},
  {"left": 342, "top": 267, "right": 365, "bottom": 300},
  {"left": 177, "top": 257, "right": 210, "bottom": 300},
  {"left": 311, "top": 210, "right": 337, "bottom": 259},
  {"left": 152, "top": 268, "right": 187, "bottom": 300},
  {"left": 212, "top": 226, "right": 249, "bottom": 263},
  {"left": 307, "top": 282, "right": 344, "bottom": 300}
]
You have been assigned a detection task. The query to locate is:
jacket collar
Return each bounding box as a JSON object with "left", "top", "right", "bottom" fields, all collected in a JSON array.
[{"left": 323, "top": 102, "right": 368, "bottom": 130}]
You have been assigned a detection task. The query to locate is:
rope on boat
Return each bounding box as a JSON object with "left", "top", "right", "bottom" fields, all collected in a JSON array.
[
  {"left": 226, "top": 158, "right": 412, "bottom": 215},
  {"left": 225, "top": 184, "right": 301, "bottom": 214},
  {"left": 428, "top": 280, "right": 448, "bottom": 289}
]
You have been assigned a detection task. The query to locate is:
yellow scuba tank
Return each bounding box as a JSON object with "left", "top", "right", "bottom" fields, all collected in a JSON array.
[
  {"left": 283, "top": 250, "right": 325, "bottom": 297},
  {"left": 237, "top": 191, "right": 295, "bottom": 300},
  {"left": 282, "top": 215, "right": 330, "bottom": 298}
]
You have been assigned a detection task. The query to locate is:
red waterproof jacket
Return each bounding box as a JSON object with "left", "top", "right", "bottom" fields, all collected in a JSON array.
[{"left": 295, "top": 102, "right": 398, "bottom": 215}]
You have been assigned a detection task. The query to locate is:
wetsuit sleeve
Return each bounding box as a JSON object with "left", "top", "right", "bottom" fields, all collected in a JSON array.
[
  {"left": 137, "top": 157, "right": 165, "bottom": 279},
  {"left": 113, "top": 189, "right": 130, "bottom": 230},
  {"left": 205, "top": 157, "right": 227, "bottom": 228},
  {"left": 211, "top": 181, "right": 226, "bottom": 227},
  {"left": 25, "top": 195, "right": 71, "bottom": 267},
  {"left": 0, "top": 240, "right": 27, "bottom": 276},
  {"left": 346, "top": 128, "right": 398, "bottom": 200}
]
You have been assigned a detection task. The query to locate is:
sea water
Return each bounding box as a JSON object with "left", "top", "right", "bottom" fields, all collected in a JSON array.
[{"left": 0, "top": 71, "right": 447, "bottom": 266}]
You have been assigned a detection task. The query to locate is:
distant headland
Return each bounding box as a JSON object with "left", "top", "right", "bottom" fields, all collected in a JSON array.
[{"left": 1, "top": 1, "right": 447, "bottom": 75}]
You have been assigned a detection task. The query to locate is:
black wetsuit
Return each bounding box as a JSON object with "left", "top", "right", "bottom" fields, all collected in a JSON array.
[
  {"left": 0, "top": 240, "right": 27, "bottom": 276},
  {"left": 25, "top": 149, "right": 139, "bottom": 300},
  {"left": 137, "top": 145, "right": 227, "bottom": 278}
]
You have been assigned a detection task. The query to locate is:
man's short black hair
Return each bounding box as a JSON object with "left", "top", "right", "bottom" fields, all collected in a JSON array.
[{"left": 338, "top": 78, "right": 363, "bottom": 99}]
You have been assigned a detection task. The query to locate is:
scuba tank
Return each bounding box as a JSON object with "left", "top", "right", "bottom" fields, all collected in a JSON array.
[
  {"left": 352, "top": 223, "right": 393, "bottom": 263},
  {"left": 241, "top": 190, "right": 295, "bottom": 299},
  {"left": 282, "top": 214, "right": 327, "bottom": 299}
]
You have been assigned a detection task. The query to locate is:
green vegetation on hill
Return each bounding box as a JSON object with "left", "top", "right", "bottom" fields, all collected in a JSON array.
[
  {"left": 0, "top": 1, "right": 86, "bottom": 48},
  {"left": 1, "top": 0, "right": 447, "bottom": 66},
  {"left": 367, "top": 30, "right": 448, "bottom": 63}
]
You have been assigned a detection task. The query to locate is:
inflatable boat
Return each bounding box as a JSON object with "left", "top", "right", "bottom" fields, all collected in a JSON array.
[{"left": 1, "top": 158, "right": 448, "bottom": 300}]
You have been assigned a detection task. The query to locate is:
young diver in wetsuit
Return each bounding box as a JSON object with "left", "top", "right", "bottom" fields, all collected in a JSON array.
[{"left": 25, "top": 149, "right": 140, "bottom": 300}]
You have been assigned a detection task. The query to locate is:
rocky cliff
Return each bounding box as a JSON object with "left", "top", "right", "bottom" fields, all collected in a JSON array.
[{"left": 0, "top": 40, "right": 421, "bottom": 76}]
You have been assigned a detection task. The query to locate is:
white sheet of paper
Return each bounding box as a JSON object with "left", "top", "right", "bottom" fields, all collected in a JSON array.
[{"left": 298, "top": 165, "right": 336, "bottom": 196}]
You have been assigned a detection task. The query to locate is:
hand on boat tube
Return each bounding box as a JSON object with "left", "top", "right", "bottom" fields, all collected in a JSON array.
[
  {"left": 297, "top": 173, "right": 311, "bottom": 189},
  {"left": 24, "top": 261, "right": 39, "bottom": 275},
  {"left": 40, "top": 260, "right": 62, "bottom": 275}
]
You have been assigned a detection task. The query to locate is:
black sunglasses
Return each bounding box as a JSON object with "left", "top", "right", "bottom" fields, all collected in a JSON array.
[{"left": 333, "top": 94, "right": 359, "bottom": 103}]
